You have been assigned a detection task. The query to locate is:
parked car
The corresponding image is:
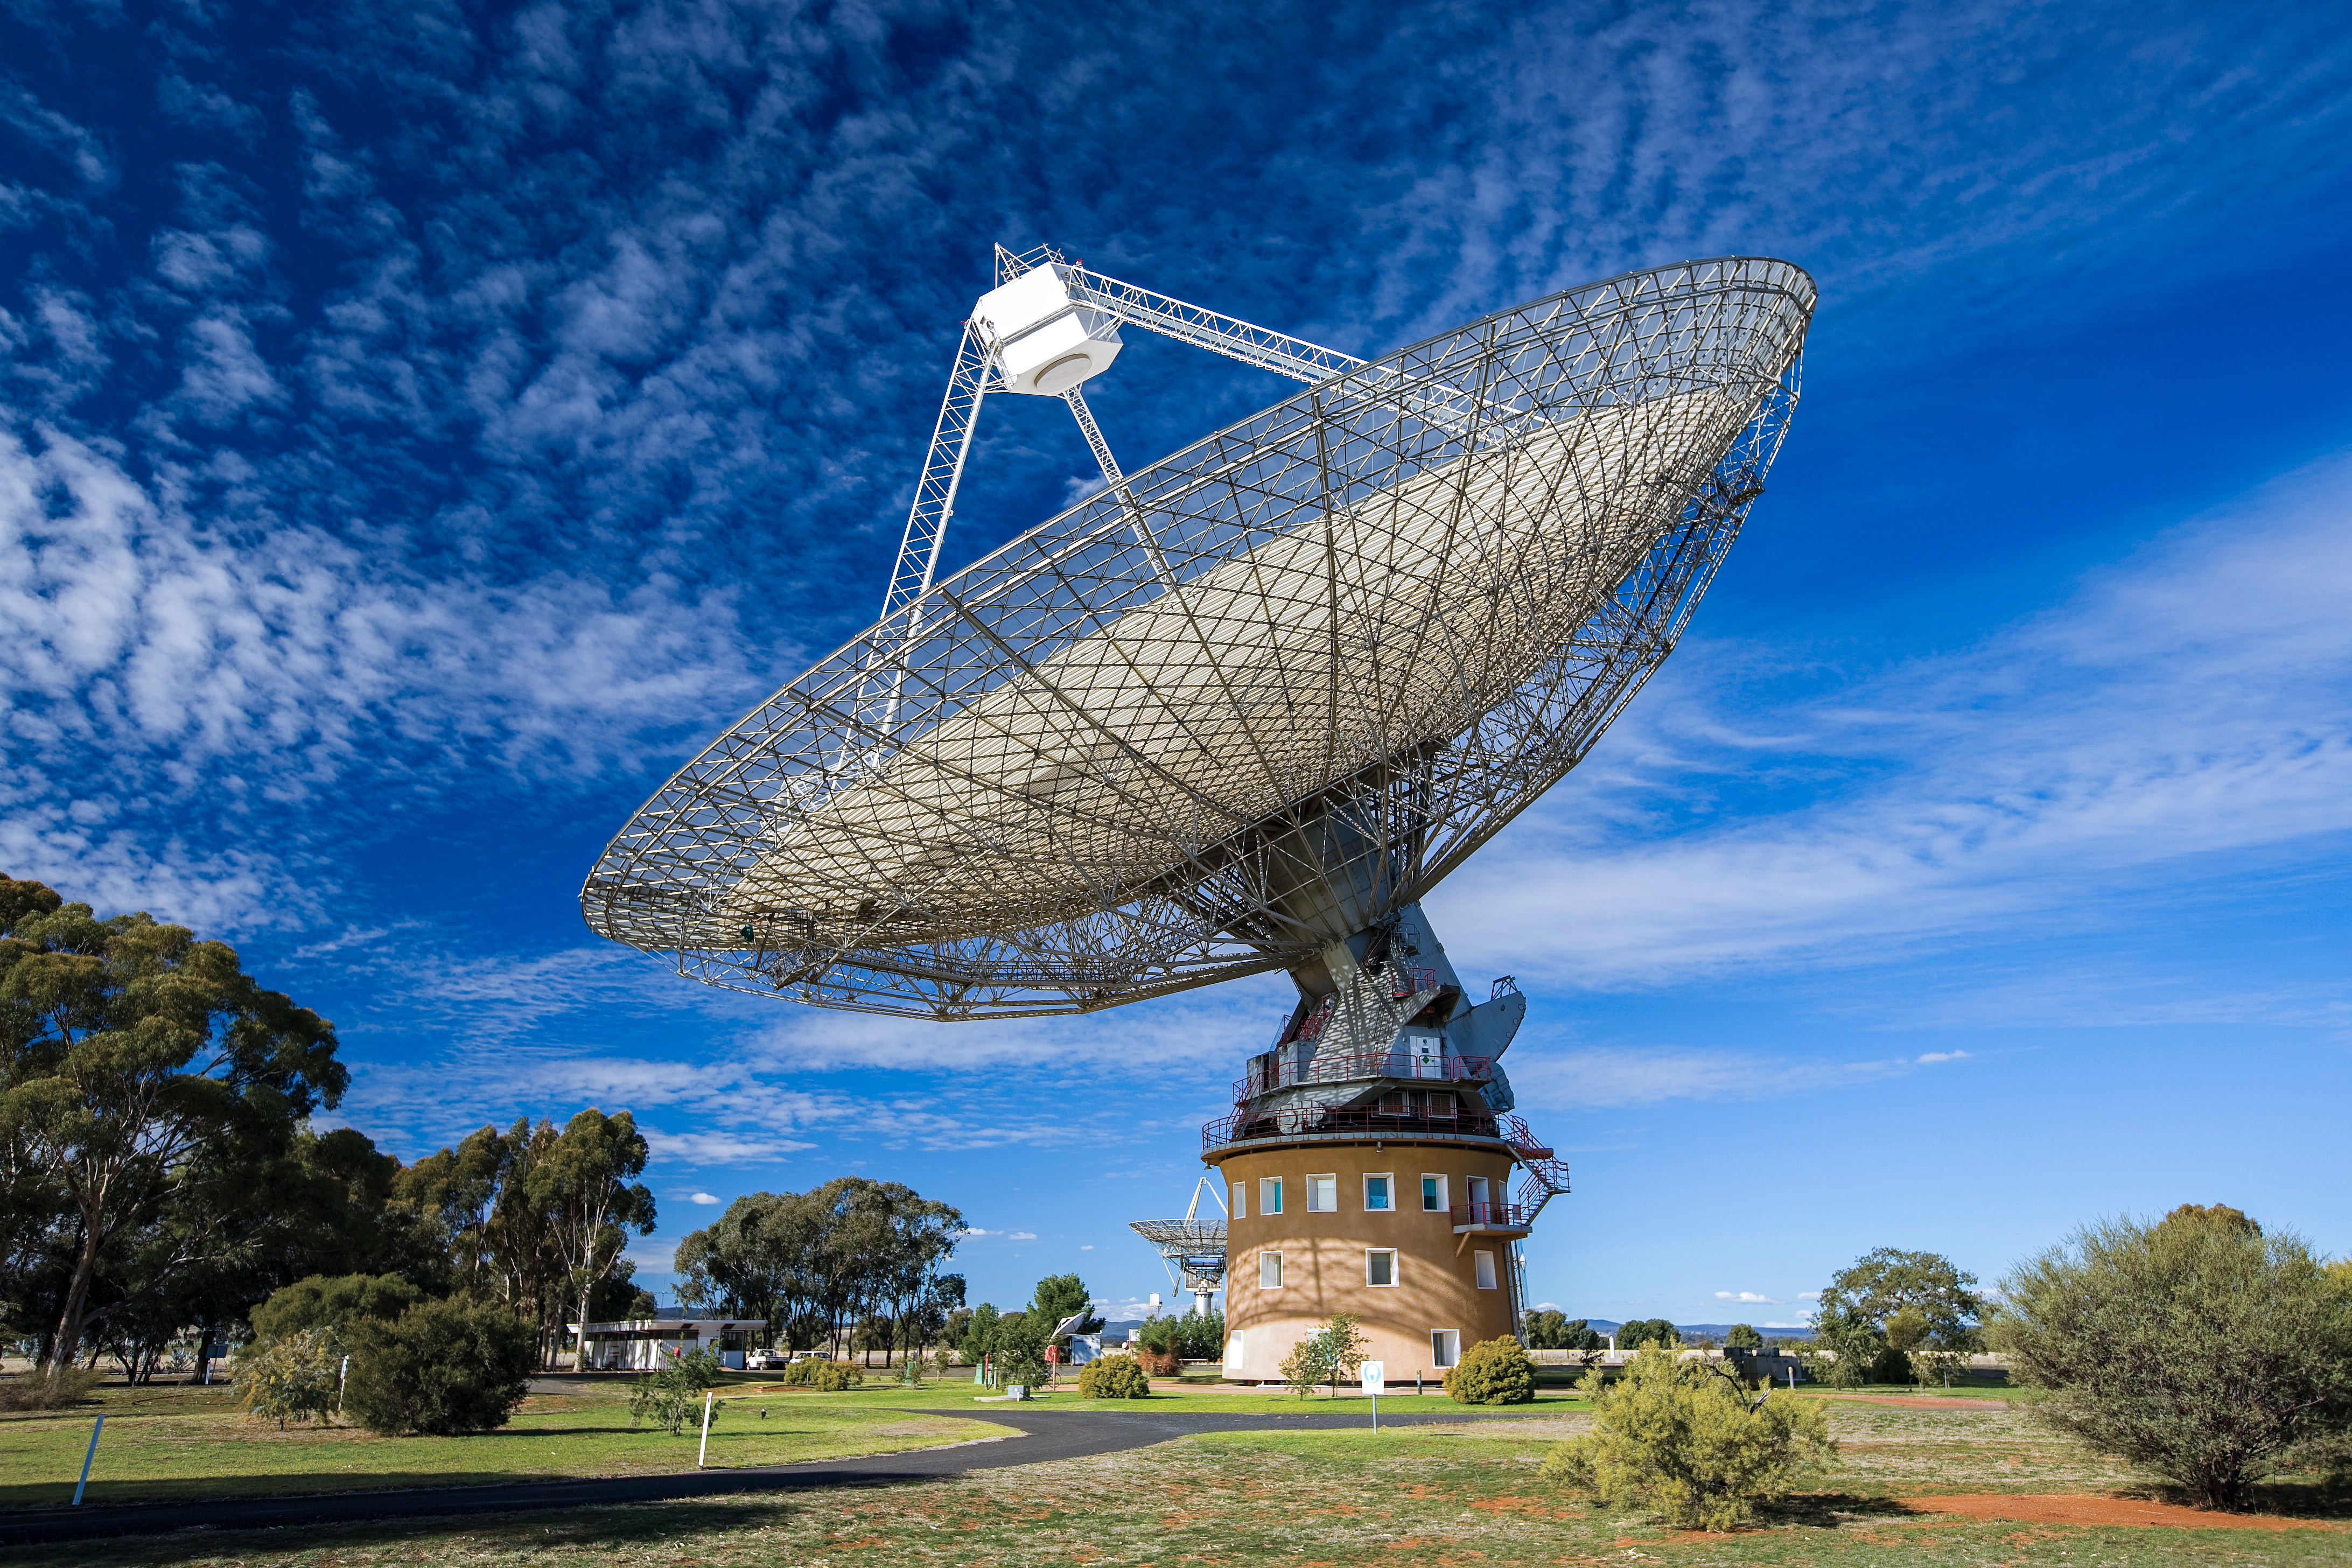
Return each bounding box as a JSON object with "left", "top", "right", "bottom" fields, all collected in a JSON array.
[{"left": 745, "top": 1349, "right": 783, "bottom": 1370}]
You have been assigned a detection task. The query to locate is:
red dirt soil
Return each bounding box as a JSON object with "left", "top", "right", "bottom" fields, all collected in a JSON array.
[{"left": 1899, "top": 1494, "right": 2347, "bottom": 1531}]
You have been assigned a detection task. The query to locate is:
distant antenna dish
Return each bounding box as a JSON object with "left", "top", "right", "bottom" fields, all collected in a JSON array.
[
  {"left": 1130, "top": 1175, "right": 1228, "bottom": 1318},
  {"left": 583, "top": 247, "right": 1811, "bottom": 1019}
]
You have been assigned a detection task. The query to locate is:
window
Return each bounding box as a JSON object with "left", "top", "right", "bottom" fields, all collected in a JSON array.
[
  {"left": 1231, "top": 1184, "right": 1245, "bottom": 1220},
  {"left": 1260, "top": 1251, "right": 1283, "bottom": 1289},
  {"left": 1431, "top": 1329, "right": 1460, "bottom": 1369},
  {"left": 1466, "top": 1174, "right": 1490, "bottom": 1221},
  {"left": 1367, "top": 1248, "right": 1398, "bottom": 1287},
  {"left": 1474, "top": 1250, "right": 1498, "bottom": 1290},
  {"left": 1363, "top": 1174, "right": 1392, "bottom": 1212},
  {"left": 1260, "top": 1177, "right": 1283, "bottom": 1215},
  {"left": 1227, "top": 1332, "right": 1245, "bottom": 1371},
  {"left": 1421, "top": 1174, "right": 1447, "bottom": 1212},
  {"left": 1307, "top": 1174, "right": 1338, "bottom": 1212}
]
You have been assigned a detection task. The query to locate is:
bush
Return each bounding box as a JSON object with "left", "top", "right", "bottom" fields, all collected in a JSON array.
[
  {"left": 1543, "top": 1347, "right": 1835, "bottom": 1531},
  {"left": 1134, "top": 1344, "right": 1181, "bottom": 1375},
  {"left": 993, "top": 1311, "right": 1049, "bottom": 1388},
  {"left": 1077, "top": 1354, "right": 1151, "bottom": 1399},
  {"left": 0, "top": 1367, "right": 102, "bottom": 1410},
  {"left": 234, "top": 1327, "right": 345, "bottom": 1427},
  {"left": 250, "top": 1273, "right": 423, "bottom": 1341},
  {"left": 344, "top": 1299, "right": 535, "bottom": 1436},
  {"left": 1444, "top": 1335, "right": 1535, "bottom": 1405},
  {"left": 1277, "top": 1313, "right": 1368, "bottom": 1399},
  {"left": 777, "top": 1357, "right": 864, "bottom": 1391},
  {"left": 1994, "top": 1208, "right": 2352, "bottom": 1510},
  {"left": 632, "top": 1347, "right": 727, "bottom": 1433}
]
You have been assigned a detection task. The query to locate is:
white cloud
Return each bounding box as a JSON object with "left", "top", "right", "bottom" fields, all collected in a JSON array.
[
  {"left": 642, "top": 1130, "right": 815, "bottom": 1165},
  {"left": 690, "top": 1192, "right": 720, "bottom": 1205},
  {"left": 1006, "top": 1231, "right": 1038, "bottom": 1242},
  {"left": 1438, "top": 453, "right": 2352, "bottom": 1001},
  {"left": 1714, "top": 1291, "right": 1777, "bottom": 1305},
  {"left": 1080, "top": 1244, "right": 1094, "bottom": 1251}
]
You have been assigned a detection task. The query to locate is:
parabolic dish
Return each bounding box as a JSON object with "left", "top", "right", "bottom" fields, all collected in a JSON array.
[{"left": 583, "top": 257, "right": 1815, "bottom": 1017}]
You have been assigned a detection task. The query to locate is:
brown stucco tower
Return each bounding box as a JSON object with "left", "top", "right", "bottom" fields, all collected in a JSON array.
[{"left": 1205, "top": 902, "right": 1567, "bottom": 1384}]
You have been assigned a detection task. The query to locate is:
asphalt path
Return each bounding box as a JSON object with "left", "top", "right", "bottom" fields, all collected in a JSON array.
[{"left": 0, "top": 1402, "right": 1562, "bottom": 1547}]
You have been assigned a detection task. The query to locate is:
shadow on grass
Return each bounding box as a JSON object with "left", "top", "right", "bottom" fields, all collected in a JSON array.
[
  {"left": 2204, "top": 1476, "right": 2352, "bottom": 1522},
  {"left": 6, "top": 1497, "right": 813, "bottom": 1567},
  {"left": 1753, "top": 1492, "right": 1922, "bottom": 1528}
]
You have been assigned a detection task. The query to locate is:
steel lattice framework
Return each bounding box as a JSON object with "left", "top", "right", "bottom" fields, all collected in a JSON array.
[{"left": 582, "top": 256, "right": 1815, "bottom": 1016}]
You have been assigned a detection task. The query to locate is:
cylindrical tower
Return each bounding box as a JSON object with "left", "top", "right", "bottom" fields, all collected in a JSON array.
[{"left": 1202, "top": 902, "right": 1567, "bottom": 1384}]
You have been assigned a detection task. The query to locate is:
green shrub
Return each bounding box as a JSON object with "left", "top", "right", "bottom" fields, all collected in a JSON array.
[
  {"left": 1995, "top": 1209, "right": 2352, "bottom": 1510},
  {"left": 1543, "top": 1347, "right": 1836, "bottom": 1531},
  {"left": 1444, "top": 1335, "right": 1535, "bottom": 1405},
  {"left": 1277, "top": 1313, "right": 1368, "bottom": 1399},
  {"left": 992, "top": 1311, "right": 1049, "bottom": 1388},
  {"left": 344, "top": 1299, "right": 535, "bottom": 1436},
  {"left": 250, "top": 1273, "right": 423, "bottom": 1341},
  {"left": 778, "top": 1357, "right": 864, "bottom": 1391},
  {"left": 632, "top": 1347, "right": 726, "bottom": 1433},
  {"left": 0, "top": 1367, "right": 102, "bottom": 1411},
  {"left": 234, "top": 1327, "right": 345, "bottom": 1427},
  {"left": 1077, "top": 1354, "right": 1151, "bottom": 1399}
]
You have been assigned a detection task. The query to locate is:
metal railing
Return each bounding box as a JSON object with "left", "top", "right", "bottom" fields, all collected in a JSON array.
[
  {"left": 1451, "top": 1201, "right": 1536, "bottom": 1229},
  {"left": 1203, "top": 1105, "right": 1503, "bottom": 1152},
  {"left": 1232, "top": 1051, "right": 1494, "bottom": 1103}
]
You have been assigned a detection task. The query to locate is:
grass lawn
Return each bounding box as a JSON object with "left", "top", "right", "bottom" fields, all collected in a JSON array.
[
  {"left": 13, "top": 1385, "right": 2347, "bottom": 1565},
  {"left": 0, "top": 1375, "right": 1013, "bottom": 1510}
]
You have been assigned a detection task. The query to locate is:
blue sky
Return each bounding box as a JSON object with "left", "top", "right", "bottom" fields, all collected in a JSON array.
[{"left": 5, "top": 0, "right": 2349, "bottom": 1328}]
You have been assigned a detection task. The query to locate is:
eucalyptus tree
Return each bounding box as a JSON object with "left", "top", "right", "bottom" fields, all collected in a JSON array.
[
  {"left": 525, "top": 1108, "right": 656, "bottom": 1371},
  {"left": 0, "top": 877, "right": 344, "bottom": 1378}
]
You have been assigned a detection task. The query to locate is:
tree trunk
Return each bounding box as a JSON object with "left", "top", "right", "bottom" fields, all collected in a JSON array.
[{"left": 46, "top": 1223, "right": 103, "bottom": 1380}]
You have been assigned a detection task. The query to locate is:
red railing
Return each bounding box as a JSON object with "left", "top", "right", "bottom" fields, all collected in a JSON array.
[
  {"left": 1289, "top": 995, "right": 1337, "bottom": 1043},
  {"left": 1232, "top": 1051, "right": 1495, "bottom": 1103},
  {"left": 1502, "top": 1114, "right": 1572, "bottom": 1208},
  {"left": 1203, "top": 1105, "right": 1503, "bottom": 1152},
  {"left": 1384, "top": 964, "right": 1439, "bottom": 998},
  {"left": 1452, "top": 1201, "right": 1537, "bottom": 1229}
]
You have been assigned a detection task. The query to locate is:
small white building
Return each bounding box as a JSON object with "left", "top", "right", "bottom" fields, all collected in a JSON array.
[{"left": 565, "top": 1315, "right": 765, "bottom": 1371}]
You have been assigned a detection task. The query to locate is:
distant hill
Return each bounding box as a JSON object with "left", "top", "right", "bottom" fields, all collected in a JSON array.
[{"left": 1578, "top": 1320, "right": 1816, "bottom": 1342}]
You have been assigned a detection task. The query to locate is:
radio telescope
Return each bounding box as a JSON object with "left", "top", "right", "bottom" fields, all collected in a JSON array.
[
  {"left": 584, "top": 243, "right": 1814, "bottom": 1377},
  {"left": 1130, "top": 1175, "right": 1229, "bottom": 1318}
]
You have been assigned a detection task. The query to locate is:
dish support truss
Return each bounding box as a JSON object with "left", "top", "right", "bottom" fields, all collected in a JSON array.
[{"left": 582, "top": 256, "right": 1814, "bottom": 1017}]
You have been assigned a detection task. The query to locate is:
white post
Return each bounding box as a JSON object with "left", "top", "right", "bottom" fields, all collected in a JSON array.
[
  {"left": 338, "top": 1355, "right": 350, "bottom": 1413},
  {"left": 73, "top": 1414, "right": 104, "bottom": 1504},
  {"left": 697, "top": 1390, "right": 715, "bottom": 1468}
]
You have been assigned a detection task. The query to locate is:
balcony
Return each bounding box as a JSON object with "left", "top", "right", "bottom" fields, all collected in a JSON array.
[
  {"left": 1203, "top": 1104, "right": 1505, "bottom": 1154},
  {"left": 1451, "top": 1200, "right": 1536, "bottom": 1233},
  {"left": 1232, "top": 1049, "right": 1495, "bottom": 1103}
]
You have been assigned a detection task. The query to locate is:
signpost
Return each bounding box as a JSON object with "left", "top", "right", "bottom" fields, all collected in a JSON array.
[
  {"left": 1360, "top": 1360, "right": 1384, "bottom": 1433},
  {"left": 72, "top": 1415, "right": 103, "bottom": 1504}
]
